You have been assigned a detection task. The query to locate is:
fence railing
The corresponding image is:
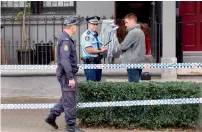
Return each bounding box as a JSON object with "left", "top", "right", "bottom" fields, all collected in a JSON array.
[
  {"left": 1, "top": 14, "right": 166, "bottom": 65},
  {"left": 1, "top": 15, "right": 116, "bottom": 65}
]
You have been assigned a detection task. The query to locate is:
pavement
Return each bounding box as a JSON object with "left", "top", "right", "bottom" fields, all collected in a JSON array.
[
  {"left": 1, "top": 109, "right": 201, "bottom": 132},
  {"left": 1, "top": 109, "right": 134, "bottom": 132},
  {"left": 0, "top": 97, "right": 135, "bottom": 132}
]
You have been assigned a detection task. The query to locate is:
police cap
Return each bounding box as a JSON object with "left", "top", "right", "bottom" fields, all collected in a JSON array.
[
  {"left": 86, "top": 16, "right": 100, "bottom": 24},
  {"left": 64, "top": 16, "right": 78, "bottom": 26}
]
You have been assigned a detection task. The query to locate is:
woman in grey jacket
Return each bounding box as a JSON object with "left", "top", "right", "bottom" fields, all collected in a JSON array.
[{"left": 118, "top": 13, "right": 146, "bottom": 83}]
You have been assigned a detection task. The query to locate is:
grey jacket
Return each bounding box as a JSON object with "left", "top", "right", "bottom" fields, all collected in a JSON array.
[{"left": 118, "top": 24, "right": 146, "bottom": 64}]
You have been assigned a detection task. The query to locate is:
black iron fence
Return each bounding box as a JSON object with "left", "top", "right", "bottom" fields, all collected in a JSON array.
[
  {"left": 0, "top": 1, "right": 186, "bottom": 65},
  {"left": 1, "top": 15, "right": 118, "bottom": 65},
  {"left": 1, "top": 15, "right": 183, "bottom": 65},
  {"left": 0, "top": 16, "right": 168, "bottom": 65}
]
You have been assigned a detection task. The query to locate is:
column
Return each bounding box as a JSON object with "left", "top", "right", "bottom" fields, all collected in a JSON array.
[{"left": 161, "top": 1, "right": 177, "bottom": 80}]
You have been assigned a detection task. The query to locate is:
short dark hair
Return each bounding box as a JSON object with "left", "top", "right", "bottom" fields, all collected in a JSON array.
[{"left": 124, "top": 13, "right": 137, "bottom": 22}]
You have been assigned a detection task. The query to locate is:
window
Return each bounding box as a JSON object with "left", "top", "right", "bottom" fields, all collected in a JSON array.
[
  {"left": 43, "top": 1, "right": 75, "bottom": 7},
  {"left": 1, "top": 1, "right": 26, "bottom": 15},
  {"left": 1, "top": 1, "right": 76, "bottom": 15},
  {"left": 40, "top": 1, "right": 76, "bottom": 15},
  {"left": 1, "top": 1, "right": 25, "bottom": 8}
]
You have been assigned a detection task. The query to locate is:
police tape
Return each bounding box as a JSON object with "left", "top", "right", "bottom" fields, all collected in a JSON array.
[
  {"left": 1, "top": 63, "right": 202, "bottom": 70},
  {"left": 1, "top": 98, "right": 202, "bottom": 110}
]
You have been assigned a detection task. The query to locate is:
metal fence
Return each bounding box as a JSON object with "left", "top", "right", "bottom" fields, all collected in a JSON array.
[
  {"left": 1, "top": 16, "right": 164, "bottom": 65},
  {"left": 1, "top": 1, "right": 167, "bottom": 65},
  {"left": 1, "top": 15, "right": 123, "bottom": 65},
  {"left": 1, "top": 1, "right": 172, "bottom": 65}
]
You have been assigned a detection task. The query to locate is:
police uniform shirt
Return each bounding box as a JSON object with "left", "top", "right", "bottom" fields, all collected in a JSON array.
[
  {"left": 81, "top": 29, "right": 103, "bottom": 58},
  {"left": 57, "top": 31, "right": 77, "bottom": 80}
]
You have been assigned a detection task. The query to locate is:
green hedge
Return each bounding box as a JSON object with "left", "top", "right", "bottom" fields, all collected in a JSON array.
[{"left": 77, "top": 81, "right": 202, "bottom": 130}]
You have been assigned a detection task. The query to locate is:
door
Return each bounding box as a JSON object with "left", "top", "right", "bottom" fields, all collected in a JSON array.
[{"left": 180, "top": 1, "right": 202, "bottom": 51}]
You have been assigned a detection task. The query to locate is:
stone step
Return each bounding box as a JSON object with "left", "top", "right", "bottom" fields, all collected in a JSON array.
[
  {"left": 183, "top": 51, "right": 202, "bottom": 56},
  {"left": 183, "top": 56, "right": 202, "bottom": 63},
  {"left": 107, "top": 54, "right": 202, "bottom": 64}
]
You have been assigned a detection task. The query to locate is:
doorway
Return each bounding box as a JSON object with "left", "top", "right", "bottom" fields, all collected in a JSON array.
[
  {"left": 115, "top": 1, "right": 152, "bottom": 24},
  {"left": 115, "top": 1, "right": 153, "bottom": 56},
  {"left": 114, "top": 1, "right": 163, "bottom": 63}
]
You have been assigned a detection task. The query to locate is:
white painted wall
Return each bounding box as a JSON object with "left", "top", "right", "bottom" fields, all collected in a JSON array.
[{"left": 77, "top": 1, "right": 114, "bottom": 18}]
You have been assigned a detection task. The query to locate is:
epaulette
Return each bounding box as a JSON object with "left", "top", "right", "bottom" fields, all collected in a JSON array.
[{"left": 62, "top": 38, "right": 70, "bottom": 41}]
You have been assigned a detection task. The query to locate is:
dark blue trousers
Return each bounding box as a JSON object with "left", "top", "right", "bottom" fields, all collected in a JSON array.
[
  {"left": 50, "top": 75, "right": 77, "bottom": 126},
  {"left": 84, "top": 69, "right": 102, "bottom": 81},
  {"left": 127, "top": 69, "right": 142, "bottom": 83}
]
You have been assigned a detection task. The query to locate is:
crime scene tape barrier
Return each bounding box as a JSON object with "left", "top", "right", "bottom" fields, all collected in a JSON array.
[
  {"left": 1, "top": 63, "right": 202, "bottom": 70},
  {"left": 1, "top": 98, "right": 202, "bottom": 110},
  {"left": 1, "top": 64, "right": 201, "bottom": 110}
]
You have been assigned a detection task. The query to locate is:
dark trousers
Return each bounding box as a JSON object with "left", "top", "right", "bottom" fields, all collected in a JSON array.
[
  {"left": 84, "top": 69, "right": 102, "bottom": 81},
  {"left": 127, "top": 69, "right": 142, "bottom": 83},
  {"left": 50, "top": 75, "right": 77, "bottom": 126}
]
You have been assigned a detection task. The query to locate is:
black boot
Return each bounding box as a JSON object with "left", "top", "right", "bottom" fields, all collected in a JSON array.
[
  {"left": 44, "top": 113, "right": 58, "bottom": 129},
  {"left": 66, "top": 125, "right": 85, "bottom": 132}
]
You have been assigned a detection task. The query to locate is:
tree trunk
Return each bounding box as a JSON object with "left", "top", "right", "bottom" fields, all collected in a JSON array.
[{"left": 22, "top": 4, "right": 27, "bottom": 46}]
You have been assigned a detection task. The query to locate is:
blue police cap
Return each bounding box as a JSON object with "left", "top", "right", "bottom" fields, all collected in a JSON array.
[
  {"left": 64, "top": 16, "right": 78, "bottom": 26},
  {"left": 86, "top": 16, "right": 100, "bottom": 24}
]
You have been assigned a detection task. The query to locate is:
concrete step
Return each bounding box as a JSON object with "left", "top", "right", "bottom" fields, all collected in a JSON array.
[
  {"left": 102, "top": 55, "right": 155, "bottom": 64},
  {"left": 183, "top": 51, "right": 202, "bottom": 63},
  {"left": 183, "top": 51, "right": 202, "bottom": 56},
  {"left": 110, "top": 54, "right": 202, "bottom": 63},
  {"left": 183, "top": 56, "right": 202, "bottom": 63}
]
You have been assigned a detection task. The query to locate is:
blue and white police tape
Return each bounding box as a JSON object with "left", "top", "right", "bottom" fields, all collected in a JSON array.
[
  {"left": 1, "top": 63, "right": 202, "bottom": 70},
  {"left": 1, "top": 98, "right": 202, "bottom": 110}
]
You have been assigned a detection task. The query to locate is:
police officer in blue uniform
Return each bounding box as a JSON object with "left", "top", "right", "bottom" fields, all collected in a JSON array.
[
  {"left": 81, "top": 16, "right": 108, "bottom": 81},
  {"left": 45, "top": 17, "right": 85, "bottom": 132}
]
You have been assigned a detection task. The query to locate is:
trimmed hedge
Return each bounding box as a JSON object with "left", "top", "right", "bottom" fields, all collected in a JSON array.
[{"left": 77, "top": 81, "right": 202, "bottom": 130}]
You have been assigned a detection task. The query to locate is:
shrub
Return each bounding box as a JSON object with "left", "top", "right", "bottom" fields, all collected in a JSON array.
[{"left": 77, "top": 81, "right": 202, "bottom": 130}]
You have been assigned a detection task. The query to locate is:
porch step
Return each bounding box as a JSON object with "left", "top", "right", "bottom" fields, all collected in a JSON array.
[
  {"left": 183, "top": 51, "right": 202, "bottom": 56},
  {"left": 108, "top": 53, "right": 202, "bottom": 64},
  {"left": 109, "top": 55, "right": 155, "bottom": 64},
  {"left": 183, "top": 51, "right": 202, "bottom": 63},
  {"left": 183, "top": 56, "right": 202, "bottom": 63}
]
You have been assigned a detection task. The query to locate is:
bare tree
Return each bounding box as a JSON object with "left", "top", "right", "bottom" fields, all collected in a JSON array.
[{"left": 13, "top": 1, "right": 31, "bottom": 51}]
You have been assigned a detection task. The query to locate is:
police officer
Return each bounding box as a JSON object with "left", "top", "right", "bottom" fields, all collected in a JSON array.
[
  {"left": 81, "top": 16, "right": 108, "bottom": 81},
  {"left": 45, "top": 17, "right": 85, "bottom": 132}
]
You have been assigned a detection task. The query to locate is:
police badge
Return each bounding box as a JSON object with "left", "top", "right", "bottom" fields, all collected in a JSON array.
[
  {"left": 92, "top": 38, "right": 96, "bottom": 43},
  {"left": 85, "top": 36, "right": 90, "bottom": 41},
  {"left": 64, "top": 44, "right": 68, "bottom": 51}
]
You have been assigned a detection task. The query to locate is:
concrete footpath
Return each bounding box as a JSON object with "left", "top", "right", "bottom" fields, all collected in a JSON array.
[
  {"left": 1, "top": 109, "right": 134, "bottom": 132},
  {"left": 1, "top": 109, "right": 200, "bottom": 132},
  {"left": 1, "top": 97, "right": 140, "bottom": 132}
]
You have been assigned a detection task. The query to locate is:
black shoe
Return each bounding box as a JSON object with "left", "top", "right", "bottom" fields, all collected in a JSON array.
[
  {"left": 66, "top": 125, "right": 85, "bottom": 132},
  {"left": 44, "top": 113, "right": 58, "bottom": 129}
]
